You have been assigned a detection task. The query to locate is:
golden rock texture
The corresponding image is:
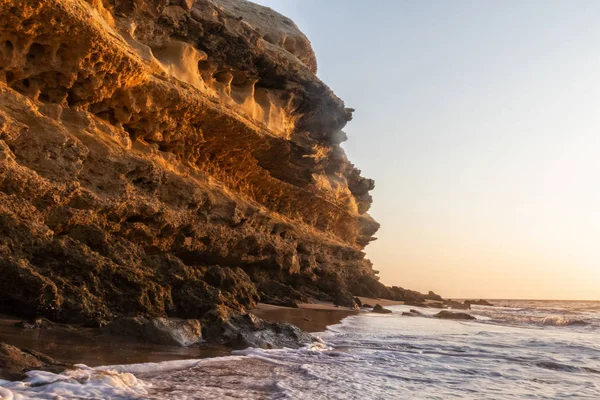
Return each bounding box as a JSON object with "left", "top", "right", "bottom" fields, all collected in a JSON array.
[{"left": 0, "top": 0, "right": 385, "bottom": 326}]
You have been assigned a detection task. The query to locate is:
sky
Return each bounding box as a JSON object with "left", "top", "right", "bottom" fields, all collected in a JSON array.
[{"left": 254, "top": 0, "right": 600, "bottom": 300}]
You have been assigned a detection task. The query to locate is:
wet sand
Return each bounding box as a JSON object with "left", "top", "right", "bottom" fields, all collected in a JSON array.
[
  {"left": 0, "top": 297, "right": 397, "bottom": 367},
  {"left": 252, "top": 297, "right": 403, "bottom": 331},
  {"left": 253, "top": 303, "right": 358, "bottom": 332}
]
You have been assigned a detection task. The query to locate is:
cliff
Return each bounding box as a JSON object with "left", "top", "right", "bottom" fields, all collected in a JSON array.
[{"left": 0, "top": 0, "right": 390, "bottom": 327}]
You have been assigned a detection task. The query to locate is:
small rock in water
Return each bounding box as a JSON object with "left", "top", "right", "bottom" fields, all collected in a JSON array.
[
  {"left": 372, "top": 304, "right": 393, "bottom": 314},
  {"left": 402, "top": 312, "right": 417, "bottom": 317},
  {"left": 362, "top": 304, "right": 374, "bottom": 309},
  {"left": 434, "top": 310, "right": 475, "bottom": 320},
  {"left": 465, "top": 299, "right": 494, "bottom": 307},
  {"left": 409, "top": 309, "right": 423, "bottom": 315}
]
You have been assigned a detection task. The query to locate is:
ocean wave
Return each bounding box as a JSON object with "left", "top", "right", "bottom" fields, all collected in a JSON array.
[
  {"left": 472, "top": 311, "right": 592, "bottom": 328},
  {"left": 541, "top": 316, "right": 589, "bottom": 327},
  {"left": 535, "top": 361, "right": 600, "bottom": 374}
]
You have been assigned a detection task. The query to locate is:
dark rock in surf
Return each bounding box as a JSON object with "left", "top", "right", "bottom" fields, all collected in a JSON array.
[
  {"left": 434, "top": 311, "right": 475, "bottom": 320},
  {"left": 465, "top": 299, "right": 494, "bottom": 307},
  {"left": 372, "top": 304, "right": 393, "bottom": 314}
]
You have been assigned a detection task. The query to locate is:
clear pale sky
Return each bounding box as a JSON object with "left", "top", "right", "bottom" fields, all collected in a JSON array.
[{"left": 254, "top": 0, "right": 600, "bottom": 300}]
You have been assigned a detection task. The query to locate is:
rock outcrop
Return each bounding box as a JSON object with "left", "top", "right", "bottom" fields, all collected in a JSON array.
[{"left": 0, "top": 0, "right": 383, "bottom": 325}]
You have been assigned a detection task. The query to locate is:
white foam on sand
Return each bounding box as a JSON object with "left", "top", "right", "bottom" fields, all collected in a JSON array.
[
  {"left": 0, "top": 356, "right": 266, "bottom": 400},
  {"left": 0, "top": 366, "right": 148, "bottom": 400},
  {"left": 95, "top": 355, "right": 245, "bottom": 375}
]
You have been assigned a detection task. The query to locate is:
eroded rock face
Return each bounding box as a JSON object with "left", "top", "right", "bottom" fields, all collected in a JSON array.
[{"left": 0, "top": 0, "right": 381, "bottom": 324}]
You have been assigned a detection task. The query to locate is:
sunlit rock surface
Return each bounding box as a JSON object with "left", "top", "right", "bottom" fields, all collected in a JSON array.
[{"left": 0, "top": 0, "right": 383, "bottom": 326}]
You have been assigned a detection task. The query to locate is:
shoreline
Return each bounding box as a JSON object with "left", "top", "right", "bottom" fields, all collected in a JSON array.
[{"left": 0, "top": 298, "right": 400, "bottom": 371}]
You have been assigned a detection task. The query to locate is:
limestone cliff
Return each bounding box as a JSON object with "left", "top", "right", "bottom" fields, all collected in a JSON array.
[{"left": 0, "top": 0, "right": 387, "bottom": 326}]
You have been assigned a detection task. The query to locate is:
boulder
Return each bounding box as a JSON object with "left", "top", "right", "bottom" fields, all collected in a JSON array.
[
  {"left": 434, "top": 311, "right": 475, "bottom": 320},
  {"left": 372, "top": 304, "right": 393, "bottom": 314},
  {"left": 333, "top": 291, "right": 360, "bottom": 310},
  {"left": 104, "top": 317, "right": 203, "bottom": 347},
  {"left": 201, "top": 307, "right": 315, "bottom": 349},
  {"left": 362, "top": 303, "right": 374, "bottom": 309}
]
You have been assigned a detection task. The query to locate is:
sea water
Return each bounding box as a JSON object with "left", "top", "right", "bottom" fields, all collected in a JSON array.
[{"left": 1, "top": 300, "right": 599, "bottom": 399}]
